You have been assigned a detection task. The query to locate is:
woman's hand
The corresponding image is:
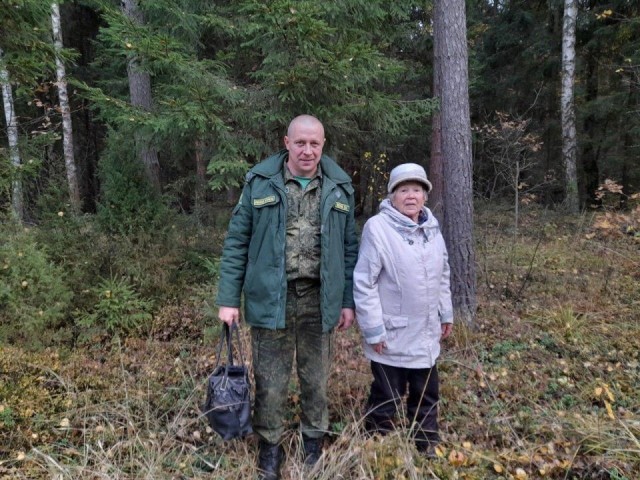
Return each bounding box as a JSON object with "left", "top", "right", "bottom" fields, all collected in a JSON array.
[
  {"left": 372, "top": 341, "right": 386, "bottom": 354},
  {"left": 441, "top": 323, "right": 453, "bottom": 339}
]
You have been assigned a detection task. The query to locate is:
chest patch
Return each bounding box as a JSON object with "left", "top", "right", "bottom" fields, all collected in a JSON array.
[
  {"left": 253, "top": 195, "right": 277, "bottom": 207},
  {"left": 333, "top": 201, "right": 350, "bottom": 212}
]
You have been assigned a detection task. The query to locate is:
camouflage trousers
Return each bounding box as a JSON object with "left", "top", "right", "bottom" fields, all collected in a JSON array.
[{"left": 251, "top": 279, "right": 331, "bottom": 444}]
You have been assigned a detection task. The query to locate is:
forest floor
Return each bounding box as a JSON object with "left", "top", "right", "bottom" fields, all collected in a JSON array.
[{"left": 1, "top": 204, "right": 639, "bottom": 479}]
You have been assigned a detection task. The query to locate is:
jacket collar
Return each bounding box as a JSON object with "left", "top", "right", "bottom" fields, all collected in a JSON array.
[{"left": 379, "top": 199, "right": 440, "bottom": 238}]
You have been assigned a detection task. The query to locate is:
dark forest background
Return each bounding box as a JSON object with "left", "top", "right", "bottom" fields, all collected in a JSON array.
[{"left": 2, "top": 0, "right": 639, "bottom": 220}]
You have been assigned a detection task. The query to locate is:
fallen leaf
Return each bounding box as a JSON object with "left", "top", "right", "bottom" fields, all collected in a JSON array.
[{"left": 448, "top": 449, "right": 465, "bottom": 467}]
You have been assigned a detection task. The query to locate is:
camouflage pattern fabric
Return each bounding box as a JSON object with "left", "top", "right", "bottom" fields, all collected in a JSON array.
[
  {"left": 284, "top": 166, "right": 322, "bottom": 281},
  {"left": 251, "top": 280, "right": 331, "bottom": 444}
]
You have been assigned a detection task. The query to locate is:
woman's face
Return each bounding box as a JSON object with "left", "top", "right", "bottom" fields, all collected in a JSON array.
[{"left": 391, "top": 181, "right": 426, "bottom": 222}]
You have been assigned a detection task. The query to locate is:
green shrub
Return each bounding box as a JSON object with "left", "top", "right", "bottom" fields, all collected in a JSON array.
[
  {"left": 96, "top": 131, "right": 171, "bottom": 235},
  {"left": 0, "top": 223, "right": 73, "bottom": 344},
  {"left": 0, "top": 405, "right": 16, "bottom": 428},
  {"left": 32, "top": 213, "right": 112, "bottom": 308},
  {"left": 79, "top": 276, "right": 153, "bottom": 336}
]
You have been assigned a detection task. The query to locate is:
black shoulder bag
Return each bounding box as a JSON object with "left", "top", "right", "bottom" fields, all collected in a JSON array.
[{"left": 201, "top": 323, "right": 253, "bottom": 440}]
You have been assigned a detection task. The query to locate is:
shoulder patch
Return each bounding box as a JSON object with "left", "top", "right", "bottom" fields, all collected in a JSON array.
[
  {"left": 253, "top": 195, "right": 277, "bottom": 207},
  {"left": 333, "top": 201, "right": 350, "bottom": 213}
]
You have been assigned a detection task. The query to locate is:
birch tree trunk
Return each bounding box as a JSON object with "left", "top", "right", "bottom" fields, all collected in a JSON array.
[
  {"left": 433, "top": 0, "right": 477, "bottom": 324},
  {"left": 561, "top": 0, "right": 579, "bottom": 212},
  {"left": 121, "top": 0, "right": 161, "bottom": 192},
  {"left": 51, "top": 1, "right": 81, "bottom": 212},
  {"left": 1, "top": 48, "right": 24, "bottom": 221}
]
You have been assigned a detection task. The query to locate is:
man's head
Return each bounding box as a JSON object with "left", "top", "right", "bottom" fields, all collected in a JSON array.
[{"left": 284, "top": 115, "right": 325, "bottom": 178}]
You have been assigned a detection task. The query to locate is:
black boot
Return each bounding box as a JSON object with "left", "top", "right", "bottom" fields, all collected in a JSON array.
[
  {"left": 257, "top": 440, "right": 283, "bottom": 480},
  {"left": 415, "top": 436, "right": 439, "bottom": 459},
  {"left": 302, "top": 435, "right": 322, "bottom": 466}
]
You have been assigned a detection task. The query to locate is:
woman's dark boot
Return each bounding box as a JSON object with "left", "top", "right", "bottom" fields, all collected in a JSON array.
[
  {"left": 302, "top": 435, "right": 322, "bottom": 466},
  {"left": 257, "top": 440, "right": 283, "bottom": 480}
]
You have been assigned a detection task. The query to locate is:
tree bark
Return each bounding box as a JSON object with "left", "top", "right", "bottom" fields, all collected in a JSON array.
[
  {"left": 433, "top": 0, "right": 477, "bottom": 324},
  {"left": 1, "top": 48, "right": 24, "bottom": 221},
  {"left": 121, "top": 0, "right": 161, "bottom": 192},
  {"left": 561, "top": 0, "right": 579, "bottom": 212},
  {"left": 429, "top": 56, "right": 445, "bottom": 225},
  {"left": 51, "top": 1, "right": 81, "bottom": 212}
]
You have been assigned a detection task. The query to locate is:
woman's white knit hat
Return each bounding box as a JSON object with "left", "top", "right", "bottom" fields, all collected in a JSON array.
[{"left": 387, "top": 163, "right": 433, "bottom": 193}]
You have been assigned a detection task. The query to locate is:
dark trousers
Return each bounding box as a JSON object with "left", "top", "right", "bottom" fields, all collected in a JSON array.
[{"left": 365, "top": 361, "right": 440, "bottom": 449}]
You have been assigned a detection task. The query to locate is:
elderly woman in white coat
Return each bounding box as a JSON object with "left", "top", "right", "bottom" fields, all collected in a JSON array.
[{"left": 354, "top": 163, "right": 453, "bottom": 455}]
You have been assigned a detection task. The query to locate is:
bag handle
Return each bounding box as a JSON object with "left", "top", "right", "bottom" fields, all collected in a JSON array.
[
  {"left": 214, "top": 323, "right": 246, "bottom": 369},
  {"left": 231, "top": 323, "right": 246, "bottom": 365}
]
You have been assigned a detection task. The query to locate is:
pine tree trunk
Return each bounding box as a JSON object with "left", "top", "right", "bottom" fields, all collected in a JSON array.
[
  {"left": 561, "top": 0, "right": 579, "bottom": 212},
  {"left": 51, "top": 1, "right": 81, "bottom": 212},
  {"left": 433, "top": 0, "right": 477, "bottom": 324},
  {"left": 1, "top": 48, "right": 24, "bottom": 221},
  {"left": 429, "top": 58, "right": 445, "bottom": 225},
  {"left": 121, "top": 0, "right": 161, "bottom": 192}
]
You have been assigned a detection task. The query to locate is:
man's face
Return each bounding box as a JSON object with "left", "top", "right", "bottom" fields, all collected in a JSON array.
[{"left": 284, "top": 120, "right": 325, "bottom": 178}]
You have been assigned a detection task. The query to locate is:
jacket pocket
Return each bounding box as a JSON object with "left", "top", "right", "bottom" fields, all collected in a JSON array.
[
  {"left": 382, "top": 314, "right": 408, "bottom": 330},
  {"left": 326, "top": 202, "right": 348, "bottom": 236},
  {"left": 248, "top": 195, "right": 281, "bottom": 263},
  {"left": 382, "top": 314, "right": 409, "bottom": 351}
]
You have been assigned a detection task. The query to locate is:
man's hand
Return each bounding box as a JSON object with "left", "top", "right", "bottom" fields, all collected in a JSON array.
[
  {"left": 441, "top": 323, "right": 453, "bottom": 339},
  {"left": 372, "top": 341, "right": 386, "bottom": 354},
  {"left": 218, "top": 306, "right": 240, "bottom": 327},
  {"left": 337, "top": 308, "right": 355, "bottom": 331}
]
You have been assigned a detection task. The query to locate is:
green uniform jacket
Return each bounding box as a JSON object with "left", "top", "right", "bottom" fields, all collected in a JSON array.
[{"left": 216, "top": 150, "right": 359, "bottom": 332}]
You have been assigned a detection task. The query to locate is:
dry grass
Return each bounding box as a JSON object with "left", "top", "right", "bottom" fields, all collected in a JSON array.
[{"left": 1, "top": 205, "right": 639, "bottom": 479}]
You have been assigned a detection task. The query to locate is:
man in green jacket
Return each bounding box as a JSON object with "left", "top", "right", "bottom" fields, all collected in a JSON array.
[{"left": 216, "top": 115, "right": 358, "bottom": 480}]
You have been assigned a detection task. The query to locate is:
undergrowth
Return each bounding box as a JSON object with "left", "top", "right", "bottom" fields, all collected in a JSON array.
[{"left": 1, "top": 205, "right": 638, "bottom": 479}]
